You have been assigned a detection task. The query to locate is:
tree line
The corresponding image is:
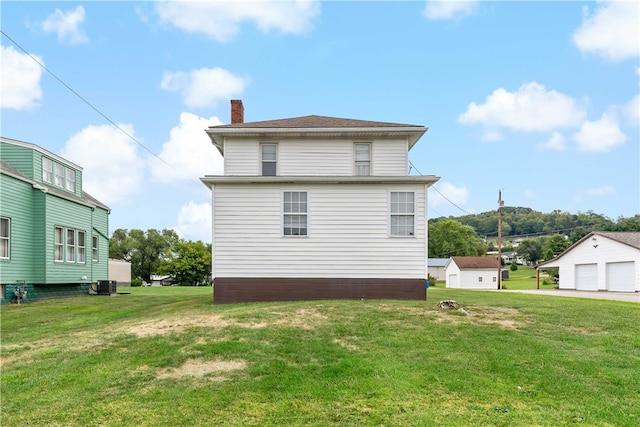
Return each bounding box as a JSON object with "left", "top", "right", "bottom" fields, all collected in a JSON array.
[
  {"left": 109, "top": 229, "right": 212, "bottom": 286},
  {"left": 428, "top": 209, "right": 640, "bottom": 264}
]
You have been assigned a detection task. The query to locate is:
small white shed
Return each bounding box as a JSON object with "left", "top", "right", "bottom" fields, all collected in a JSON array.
[
  {"left": 444, "top": 256, "right": 500, "bottom": 289},
  {"left": 536, "top": 232, "right": 640, "bottom": 292}
]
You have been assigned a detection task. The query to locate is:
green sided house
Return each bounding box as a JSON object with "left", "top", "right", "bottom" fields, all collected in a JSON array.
[{"left": 0, "top": 137, "right": 110, "bottom": 304}]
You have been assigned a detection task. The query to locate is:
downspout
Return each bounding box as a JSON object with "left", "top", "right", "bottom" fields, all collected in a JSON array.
[{"left": 424, "top": 183, "right": 429, "bottom": 282}]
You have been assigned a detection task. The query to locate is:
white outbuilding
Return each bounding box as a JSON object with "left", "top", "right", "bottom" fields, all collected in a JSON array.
[
  {"left": 536, "top": 231, "right": 640, "bottom": 292},
  {"left": 444, "top": 256, "right": 500, "bottom": 289}
]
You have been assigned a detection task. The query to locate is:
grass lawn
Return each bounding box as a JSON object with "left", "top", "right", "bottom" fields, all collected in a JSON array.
[
  {"left": 2, "top": 287, "right": 639, "bottom": 426},
  {"left": 501, "top": 265, "right": 557, "bottom": 290}
]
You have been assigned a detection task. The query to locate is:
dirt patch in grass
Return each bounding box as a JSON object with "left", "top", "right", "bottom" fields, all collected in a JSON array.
[
  {"left": 333, "top": 337, "right": 361, "bottom": 352},
  {"left": 156, "top": 358, "right": 246, "bottom": 381},
  {"left": 432, "top": 306, "right": 527, "bottom": 330}
]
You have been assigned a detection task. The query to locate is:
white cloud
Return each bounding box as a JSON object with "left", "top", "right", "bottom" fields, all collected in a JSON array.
[
  {"left": 573, "top": 113, "right": 626, "bottom": 152},
  {"left": 41, "top": 5, "right": 89, "bottom": 45},
  {"left": 481, "top": 130, "right": 502, "bottom": 142},
  {"left": 0, "top": 45, "right": 44, "bottom": 110},
  {"left": 174, "top": 201, "right": 212, "bottom": 243},
  {"left": 623, "top": 94, "right": 639, "bottom": 125},
  {"left": 154, "top": 0, "right": 320, "bottom": 43},
  {"left": 423, "top": 0, "right": 478, "bottom": 21},
  {"left": 161, "top": 67, "right": 249, "bottom": 109},
  {"left": 430, "top": 181, "right": 469, "bottom": 207},
  {"left": 61, "top": 124, "right": 144, "bottom": 206},
  {"left": 585, "top": 185, "right": 616, "bottom": 197},
  {"left": 537, "top": 132, "right": 566, "bottom": 151},
  {"left": 573, "top": 1, "right": 639, "bottom": 62},
  {"left": 149, "top": 112, "right": 224, "bottom": 183},
  {"left": 458, "top": 82, "right": 587, "bottom": 132}
]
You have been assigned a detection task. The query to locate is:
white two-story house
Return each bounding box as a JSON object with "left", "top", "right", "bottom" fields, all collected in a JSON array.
[{"left": 201, "top": 100, "right": 439, "bottom": 303}]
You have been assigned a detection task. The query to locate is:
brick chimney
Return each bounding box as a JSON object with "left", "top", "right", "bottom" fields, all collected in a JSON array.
[{"left": 231, "top": 100, "right": 244, "bottom": 124}]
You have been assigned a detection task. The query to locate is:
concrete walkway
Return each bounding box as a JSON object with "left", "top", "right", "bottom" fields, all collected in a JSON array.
[{"left": 497, "top": 289, "right": 640, "bottom": 303}]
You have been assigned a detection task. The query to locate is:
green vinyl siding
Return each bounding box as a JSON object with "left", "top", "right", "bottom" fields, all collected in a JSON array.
[
  {"left": 0, "top": 142, "right": 36, "bottom": 179},
  {"left": 0, "top": 174, "right": 36, "bottom": 283}
]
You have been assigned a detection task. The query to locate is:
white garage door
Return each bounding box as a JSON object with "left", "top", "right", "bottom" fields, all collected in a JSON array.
[
  {"left": 575, "top": 263, "right": 598, "bottom": 291},
  {"left": 606, "top": 262, "right": 635, "bottom": 292},
  {"left": 447, "top": 274, "right": 458, "bottom": 289}
]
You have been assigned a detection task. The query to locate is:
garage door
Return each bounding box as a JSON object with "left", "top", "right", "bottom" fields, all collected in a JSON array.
[
  {"left": 575, "top": 264, "right": 598, "bottom": 291},
  {"left": 606, "top": 262, "right": 636, "bottom": 292}
]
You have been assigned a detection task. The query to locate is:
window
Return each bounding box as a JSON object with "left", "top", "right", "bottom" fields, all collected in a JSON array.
[
  {"left": 0, "top": 217, "right": 9, "bottom": 259},
  {"left": 390, "top": 192, "right": 415, "bottom": 237},
  {"left": 261, "top": 143, "right": 277, "bottom": 176},
  {"left": 92, "top": 236, "right": 98, "bottom": 261},
  {"left": 54, "top": 163, "right": 64, "bottom": 187},
  {"left": 493, "top": 277, "right": 497, "bottom": 282},
  {"left": 283, "top": 191, "right": 307, "bottom": 236},
  {"left": 479, "top": 277, "right": 483, "bottom": 282},
  {"left": 42, "top": 158, "right": 53, "bottom": 183},
  {"left": 54, "top": 226, "right": 64, "bottom": 261},
  {"left": 66, "top": 229, "right": 75, "bottom": 262},
  {"left": 65, "top": 168, "right": 75, "bottom": 191},
  {"left": 355, "top": 143, "right": 371, "bottom": 176},
  {"left": 78, "top": 231, "right": 86, "bottom": 263}
]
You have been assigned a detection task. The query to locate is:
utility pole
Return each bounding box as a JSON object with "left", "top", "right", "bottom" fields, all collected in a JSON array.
[{"left": 497, "top": 190, "right": 504, "bottom": 290}]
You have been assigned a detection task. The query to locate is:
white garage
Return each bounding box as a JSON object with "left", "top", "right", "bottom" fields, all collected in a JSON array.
[
  {"left": 537, "top": 232, "right": 640, "bottom": 293},
  {"left": 444, "top": 257, "right": 499, "bottom": 289}
]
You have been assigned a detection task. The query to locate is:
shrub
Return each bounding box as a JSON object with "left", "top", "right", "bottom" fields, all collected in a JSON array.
[
  {"left": 510, "top": 263, "right": 518, "bottom": 272},
  {"left": 131, "top": 279, "right": 143, "bottom": 287}
]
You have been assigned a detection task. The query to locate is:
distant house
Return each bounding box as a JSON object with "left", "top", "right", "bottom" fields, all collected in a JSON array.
[
  {"left": 1, "top": 137, "right": 110, "bottom": 304},
  {"left": 108, "top": 259, "right": 132, "bottom": 287},
  {"left": 147, "top": 275, "right": 173, "bottom": 287},
  {"left": 201, "top": 100, "right": 439, "bottom": 303},
  {"left": 536, "top": 231, "right": 640, "bottom": 292},
  {"left": 445, "top": 256, "right": 500, "bottom": 289},
  {"left": 428, "top": 258, "right": 449, "bottom": 282}
]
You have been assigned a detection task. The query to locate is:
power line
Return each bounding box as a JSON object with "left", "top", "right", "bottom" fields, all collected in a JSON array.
[
  {"left": 1, "top": 30, "right": 192, "bottom": 181},
  {"left": 409, "top": 160, "right": 473, "bottom": 216}
]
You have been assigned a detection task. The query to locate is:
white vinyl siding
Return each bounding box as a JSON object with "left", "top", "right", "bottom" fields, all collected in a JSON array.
[
  {"left": 212, "top": 183, "right": 426, "bottom": 278},
  {"left": 222, "top": 138, "right": 410, "bottom": 176},
  {"left": 0, "top": 217, "right": 9, "bottom": 259}
]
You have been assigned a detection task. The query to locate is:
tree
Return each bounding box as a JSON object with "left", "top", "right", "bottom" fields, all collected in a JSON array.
[
  {"left": 429, "top": 218, "right": 486, "bottom": 258},
  {"left": 158, "top": 240, "right": 212, "bottom": 286},
  {"left": 544, "top": 234, "right": 570, "bottom": 259},
  {"left": 109, "top": 229, "right": 179, "bottom": 283},
  {"left": 517, "top": 238, "right": 545, "bottom": 265}
]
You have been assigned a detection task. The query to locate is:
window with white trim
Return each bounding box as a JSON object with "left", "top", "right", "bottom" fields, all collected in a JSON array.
[
  {"left": 390, "top": 191, "right": 415, "bottom": 237},
  {"left": 261, "top": 143, "right": 277, "bottom": 176},
  {"left": 66, "top": 229, "right": 76, "bottom": 262},
  {"left": 283, "top": 191, "right": 307, "bottom": 236},
  {"left": 355, "top": 143, "right": 371, "bottom": 176},
  {"left": 92, "top": 236, "right": 98, "bottom": 261},
  {"left": 42, "top": 158, "right": 53, "bottom": 183},
  {"left": 54, "top": 163, "right": 64, "bottom": 187},
  {"left": 78, "top": 231, "right": 86, "bottom": 263},
  {"left": 0, "top": 217, "right": 9, "bottom": 259},
  {"left": 65, "top": 168, "right": 75, "bottom": 192},
  {"left": 54, "top": 226, "right": 64, "bottom": 261}
]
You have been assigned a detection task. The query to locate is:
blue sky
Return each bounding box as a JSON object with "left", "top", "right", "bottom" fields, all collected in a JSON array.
[{"left": 2, "top": 1, "right": 638, "bottom": 243}]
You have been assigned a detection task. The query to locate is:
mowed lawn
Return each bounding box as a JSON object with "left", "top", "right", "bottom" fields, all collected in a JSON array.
[{"left": 2, "top": 287, "right": 639, "bottom": 426}]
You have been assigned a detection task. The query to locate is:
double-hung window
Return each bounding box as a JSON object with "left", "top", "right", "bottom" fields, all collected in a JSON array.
[
  {"left": 42, "top": 158, "right": 53, "bottom": 183},
  {"left": 355, "top": 143, "right": 371, "bottom": 176},
  {"left": 65, "top": 168, "right": 75, "bottom": 192},
  {"left": 66, "top": 229, "right": 76, "bottom": 262},
  {"left": 390, "top": 191, "right": 415, "bottom": 237},
  {"left": 54, "top": 226, "right": 64, "bottom": 261},
  {"left": 78, "top": 231, "right": 86, "bottom": 263},
  {"left": 283, "top": 191, "right": 307, "bottom": 236},
  {"left": 92, "top": 236, "right": 99, "bottom": 261},
  {"left": 261, "top": 143, "right": 277, "bottom": 176},
  {"left": 0, "top": 217, "right": 9, "bottom": 259},
  {"left": 54, "top": 163, "right": 64, "bottom": 187}
]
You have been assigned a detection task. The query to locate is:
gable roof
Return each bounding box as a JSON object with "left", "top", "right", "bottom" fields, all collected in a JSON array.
[
  {"left": 537, "top": 231, "right": 640, "bottom": 268},
  {"left": 449, "top": 256, "right": 499, "bottom": 269},
  {"left": 206, "top": 115, "right": 428, "bottom": 155}
]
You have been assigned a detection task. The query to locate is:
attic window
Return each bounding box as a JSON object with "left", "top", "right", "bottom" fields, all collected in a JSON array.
[{"left": 42, "top": 158, "right": 53, "bottom": 183}]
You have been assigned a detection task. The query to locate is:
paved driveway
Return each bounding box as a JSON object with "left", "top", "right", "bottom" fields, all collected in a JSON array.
[{"left": 498, "top": 289, "right": 640, "bottom": 303}]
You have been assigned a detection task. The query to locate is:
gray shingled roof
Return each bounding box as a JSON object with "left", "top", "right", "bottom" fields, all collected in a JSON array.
[
  {"left": 594, "top": 232, "right": 640, "bottom": 250},
  {"left": 209, "top": 115, "right": 424, "bottom": 129}
]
